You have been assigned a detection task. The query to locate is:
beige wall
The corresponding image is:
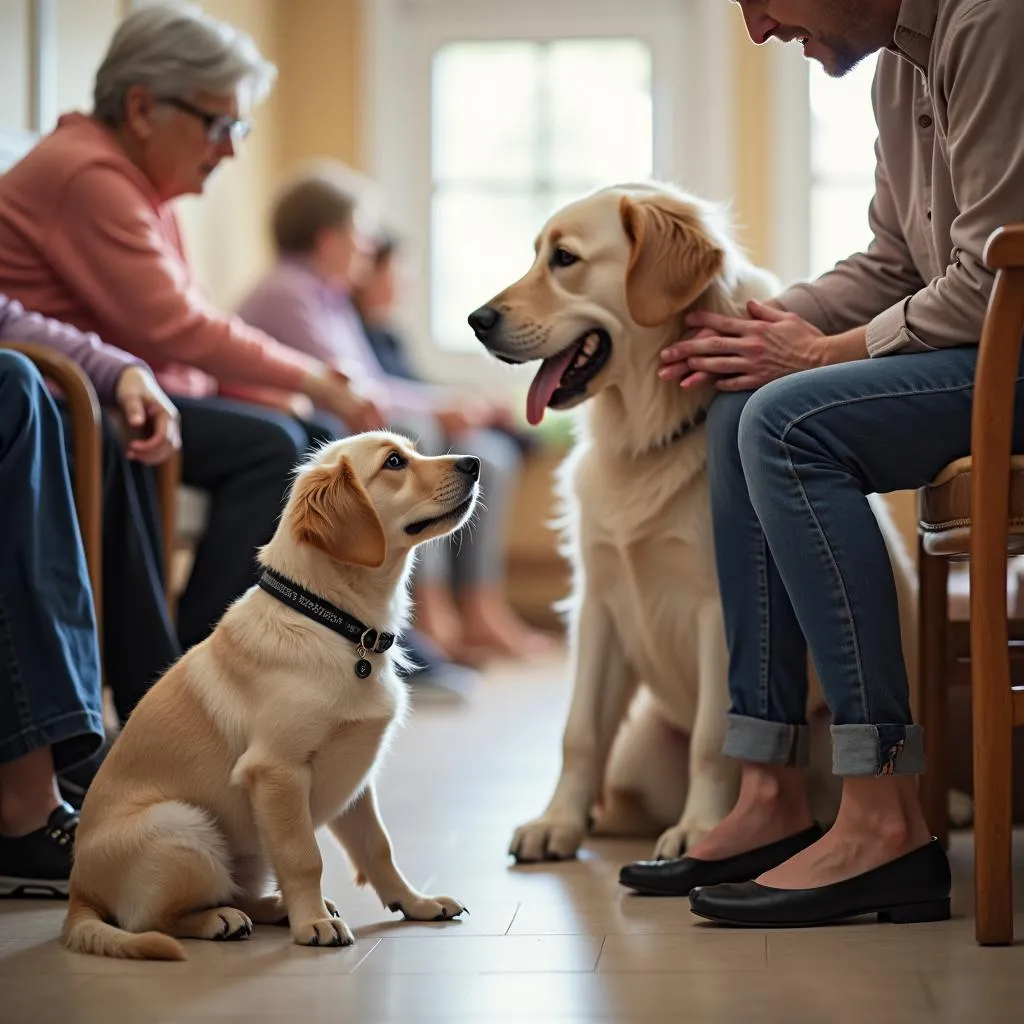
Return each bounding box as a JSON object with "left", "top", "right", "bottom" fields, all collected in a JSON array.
[
  {"left": 276, "top": 0, "right": 363, "bottom": 174},
  {"left": 175, "top": 0, "right": 365, "bottom": 309},
  {"left": 54, "top": 0, "right": 124, "bottom": 118},
  {"left": 729, "top": 16, "right": 773, "bottom": 269},
  {"left": 0, "top": 1, "right": 32, "bottom": 133}
]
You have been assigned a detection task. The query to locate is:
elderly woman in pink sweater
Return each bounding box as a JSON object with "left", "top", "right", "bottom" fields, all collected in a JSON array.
[{"left": 0, "top": 3, "right": 381, "bottom": 649}]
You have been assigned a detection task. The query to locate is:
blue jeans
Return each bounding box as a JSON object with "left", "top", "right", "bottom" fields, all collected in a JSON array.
[
  {"left": 707, "top": 346, "right": 1024, "bottom": 777},
  {"left": 0, "top": 352, "right": 104, "bottom": 772}
]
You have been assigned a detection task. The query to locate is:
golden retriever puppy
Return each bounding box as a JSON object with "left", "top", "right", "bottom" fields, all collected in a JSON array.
[
  {"left": 469, "top": 182, "right": 918, "bottom": 862},
  {"left": 62, "top": 432, "right": 478, "bottom": 960}
]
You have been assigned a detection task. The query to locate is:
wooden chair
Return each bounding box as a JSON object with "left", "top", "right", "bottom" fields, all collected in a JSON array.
[
  {"left": 0, "top": 342, "right": 180, "bottom": 630},
  {"left": 917, "top": 223, "right": 1024, "bottom": 946}
]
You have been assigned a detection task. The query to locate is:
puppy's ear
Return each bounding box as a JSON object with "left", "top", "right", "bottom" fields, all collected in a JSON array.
[
  {"left": 292, "top": 456, "right": 387, "bottom": 568},
  {"left": 620, "top": 194, "right": 725, "bottom": 327}
]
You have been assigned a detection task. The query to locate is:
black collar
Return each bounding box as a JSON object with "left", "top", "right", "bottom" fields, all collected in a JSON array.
[{"left": 256, "top": 567, "right": 395, "bottom": 679}]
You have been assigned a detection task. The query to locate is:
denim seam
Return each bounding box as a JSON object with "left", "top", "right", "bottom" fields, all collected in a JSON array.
[
  {"left": 779, "top": 375, "right": 1024, "bottom": 438},
  {"left": 780, "top": 438, "right": 870, "bottom": 724},
  {"left": 0, "top": 586, "right": 35, "bottom": 735},
  {"left": 756, "top": 524, "right": 770, "bottom": 719}
]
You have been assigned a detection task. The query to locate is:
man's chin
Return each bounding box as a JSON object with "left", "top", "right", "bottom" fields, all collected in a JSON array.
[{"left": 811, "top": 39, "right": 866, "bottom": 78}]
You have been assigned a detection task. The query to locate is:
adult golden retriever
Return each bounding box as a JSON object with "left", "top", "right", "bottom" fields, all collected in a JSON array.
[
  {"left": 469, "top": 182, "right": 919, "bottom": 863},
  {"left": 63, "top": 433, "right": 476, "bottom": 959}
]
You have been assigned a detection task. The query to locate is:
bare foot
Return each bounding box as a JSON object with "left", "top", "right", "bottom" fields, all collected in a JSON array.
[
  {"left": 459, "top": 588, "right": 558, "bottom": 658},
  {"left": 757, "top": 776, "right": 932, "bottom": 890},
  {"left": 412, "top": 585, "right": 464, "bottom": 660},
  {"left": 686, "top": 764, "right": 814, "bottom": 862}
]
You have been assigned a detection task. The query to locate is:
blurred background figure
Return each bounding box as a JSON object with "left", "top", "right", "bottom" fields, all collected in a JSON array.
[
  {"left": 354, "top": 231, "right": 555, "bottom": 662},
  {"left": 238, "top": 164, "right": 554, "bottom": 666}
]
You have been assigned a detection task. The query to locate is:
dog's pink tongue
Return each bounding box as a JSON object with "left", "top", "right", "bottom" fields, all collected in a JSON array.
[{"left": 526, "top": 348, "right": 577, "bottom": 426}]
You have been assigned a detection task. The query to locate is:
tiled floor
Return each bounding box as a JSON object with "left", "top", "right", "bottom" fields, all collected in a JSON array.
[{"left": 2, "top": 651, "right": 1022, "bottom": 1023}]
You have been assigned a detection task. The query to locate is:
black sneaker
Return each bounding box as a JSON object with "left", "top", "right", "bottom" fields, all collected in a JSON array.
[{"left": 0, "top": 803, "right": 78, "bottom": 899}]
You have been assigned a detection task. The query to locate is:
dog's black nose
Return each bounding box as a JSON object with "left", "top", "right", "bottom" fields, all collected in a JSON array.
[
  {"left": 454, "top": 456, "right": 481, "bottom": 480},
  {"left": 468, "top": 305, "right": 501, "bottom": 339}
]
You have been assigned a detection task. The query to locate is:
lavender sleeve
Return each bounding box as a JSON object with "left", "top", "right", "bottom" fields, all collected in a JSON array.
[
  {"left": 0, "top": 294, "right": 143, "bottom": 401},
  {"left": 238, "top": 271, "right": 443, "bottom": 415}
]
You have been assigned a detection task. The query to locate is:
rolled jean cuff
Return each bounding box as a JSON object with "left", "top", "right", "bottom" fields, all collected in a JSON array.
[
  {"left": 0, "top": 707, "right": 104, "bottom": 773},
  {"left": 831, "top": 723, "right": 924, "bottom": 777},
  {"left": 722, "top": 714, "right": 810, "bottom": 767}
]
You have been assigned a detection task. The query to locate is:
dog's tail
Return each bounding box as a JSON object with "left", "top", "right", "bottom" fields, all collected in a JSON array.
[{"left": 61, "top": 894, "right": 186, "bottom": 961}]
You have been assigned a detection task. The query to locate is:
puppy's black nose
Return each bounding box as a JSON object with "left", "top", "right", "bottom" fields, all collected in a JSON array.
[
  {"left": 454, "top": 455, "right": 481, "bottom": 480},
  {"left": 468, "top": 306, "right": 501, "bottom": 339}
]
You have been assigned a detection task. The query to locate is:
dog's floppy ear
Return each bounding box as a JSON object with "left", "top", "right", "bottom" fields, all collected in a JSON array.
[
  {"left": 620, "top": 194, "right": 725, "bottom": 327},
  {"left": 292, "top": 456, "right": 387, "bottom": 567}
]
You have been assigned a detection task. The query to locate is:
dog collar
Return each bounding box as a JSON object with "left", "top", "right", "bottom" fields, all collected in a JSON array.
[{"left": 256, "top": 567, "right": 396, "bottom": 679}]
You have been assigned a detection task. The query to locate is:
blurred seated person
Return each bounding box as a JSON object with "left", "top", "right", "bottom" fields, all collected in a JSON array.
[
  {"left": 0, "top": 294, "right": 181, "bottom": 748},
  {"left": 0, "top": 315, "right": 179, "bottom": 896},
  {"left": 0, "top": 3, "right": 381, "bottom": 651},
  {"left": 237, "top": 165, "right": 553, "bottom": 662}
]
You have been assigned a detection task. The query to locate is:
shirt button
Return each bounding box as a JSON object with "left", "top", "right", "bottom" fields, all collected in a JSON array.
[
  {"left": 919, "top": 114, "right": 933, "bottom": 129},
  {"left": 926, "top": 209, "right": 932, "bottom": 220}
]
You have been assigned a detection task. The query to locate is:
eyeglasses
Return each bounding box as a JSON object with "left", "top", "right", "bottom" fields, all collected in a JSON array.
[{"left": 158, "top": 97, "right": 251, "bottom": 146}]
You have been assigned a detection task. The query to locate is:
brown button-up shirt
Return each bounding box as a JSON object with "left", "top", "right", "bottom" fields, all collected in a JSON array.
[{"left": 776, "top": 0, "right": 1024, "bottom": 356}]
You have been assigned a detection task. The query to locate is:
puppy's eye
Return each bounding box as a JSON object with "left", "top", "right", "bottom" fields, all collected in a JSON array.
[
  {"left": 383, "top": 451, "right": 407, "bottom": 470},
  {"left": 551, "top": 247, "right": 579, "bottom": 269}
]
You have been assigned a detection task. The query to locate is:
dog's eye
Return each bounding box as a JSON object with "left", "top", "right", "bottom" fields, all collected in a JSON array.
[
  {"left": 551, "top": 247, "right": 579, "bottom": 269},
  {"left": 383, "top": 451, "right": 407, "bottom": 470}
]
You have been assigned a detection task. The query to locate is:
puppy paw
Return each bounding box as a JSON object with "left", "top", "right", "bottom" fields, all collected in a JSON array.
[
  {"left": 245, "top": 895, "right": 340, "bottom": 927},
  {"left": 509, "top": 816, "right": 586, "bottom": 863},
  {"left": 291, "top": 914, "right": 354, "bottom": 948},
  {"left": 388, "top": 894, "right": 467, "bottom": 922},
  {"left": 178, "top": 906, "right": 253, "bottom": 941}
]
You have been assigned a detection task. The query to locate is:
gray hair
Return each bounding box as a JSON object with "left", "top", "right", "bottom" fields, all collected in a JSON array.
[{"left": 93, "top": 2, "right": 277, "bottom": 125}]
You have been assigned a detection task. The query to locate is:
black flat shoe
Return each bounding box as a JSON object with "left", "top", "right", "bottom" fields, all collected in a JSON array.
[
  {"left": 689, "top": 836, "right": 951, "bottom": 927},
  {"left": 618, "top": 824, "right": 824, "bottom": 897}
]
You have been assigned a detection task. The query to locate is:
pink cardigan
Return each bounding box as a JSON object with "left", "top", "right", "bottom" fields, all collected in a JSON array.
[{"left": 0, "top": 113, "right": 317, "bottom": 399}]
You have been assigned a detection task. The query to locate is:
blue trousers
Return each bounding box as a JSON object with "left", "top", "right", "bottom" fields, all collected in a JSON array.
[
  {"left": 0, "top": 352, "right": 103, "bottom": 772},
  {"left": 706, "top": 346, "right": 1024, "bottom": 776}
]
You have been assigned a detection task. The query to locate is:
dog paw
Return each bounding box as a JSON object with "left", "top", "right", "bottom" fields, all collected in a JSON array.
[
  {"left": 291, "top": 914, "right": 354, "bottom": 948},
  {"left": 208, "top": 908, "right": 254, "bottom": 941},
  {"left": 388, "top": 894, "right": 467, "bottom": 922},
  {"left": 253, "top": 895, "right": 340, "bottom": 927},
  {"left": 652, "top": 823, "right": 712, "bottom": 861},
  {"left": 510, "top": 817, "right": 586, "bottom": 863}
]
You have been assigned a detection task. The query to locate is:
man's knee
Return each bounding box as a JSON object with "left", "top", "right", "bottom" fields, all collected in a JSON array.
[{"left": 735, "top": 375, "right": 821, "bottom": 480}]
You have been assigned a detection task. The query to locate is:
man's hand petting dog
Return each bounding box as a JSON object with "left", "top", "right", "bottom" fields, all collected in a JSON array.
[{"left": 658, "top": 300, "right": 826, "bottom": 392}]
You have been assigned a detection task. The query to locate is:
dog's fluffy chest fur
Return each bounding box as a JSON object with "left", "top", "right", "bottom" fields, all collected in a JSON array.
[{"left": 556, "top": 427, "right": 721, "bottom": 722}]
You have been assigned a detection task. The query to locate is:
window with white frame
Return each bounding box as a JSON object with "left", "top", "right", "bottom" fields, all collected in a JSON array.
[
  {"left": 366, "top": 0, "right": 734, "bottom": 376},
  {"left": 807, "top": 54, "right": 880, "bottom": 279},
  {"left": 429, "top": 38, "right": 654, "bottom": 351}
]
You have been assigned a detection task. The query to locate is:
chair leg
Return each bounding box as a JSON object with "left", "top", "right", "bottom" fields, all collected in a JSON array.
[
  {"left": 970, "top": 552, "right": 1015, "bottom": 945},
  {"left": 918, "top": 543, "right": 951, "bottom": 847}
]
